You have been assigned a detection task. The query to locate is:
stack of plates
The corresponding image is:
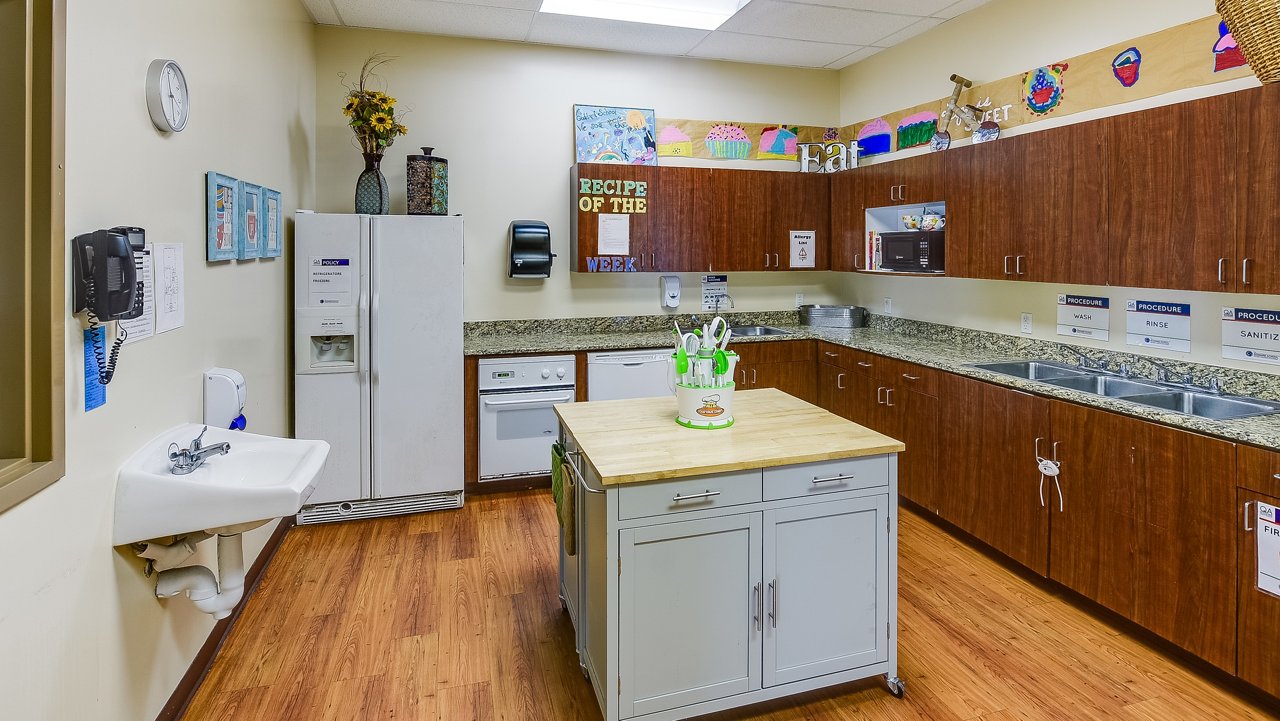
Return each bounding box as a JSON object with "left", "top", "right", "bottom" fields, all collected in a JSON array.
[{"left": 799, "top": 304, "right": 867, "bottom": 328}]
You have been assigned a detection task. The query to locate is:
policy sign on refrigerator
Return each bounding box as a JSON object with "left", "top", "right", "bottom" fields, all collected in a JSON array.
[{"left": 293, "top": 213, "right": 464, "bottom": 522}]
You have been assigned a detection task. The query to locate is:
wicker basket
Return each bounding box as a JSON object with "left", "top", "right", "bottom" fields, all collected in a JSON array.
[{"left": 1217, "top": 0, "right": 1280, "bottom": 83}]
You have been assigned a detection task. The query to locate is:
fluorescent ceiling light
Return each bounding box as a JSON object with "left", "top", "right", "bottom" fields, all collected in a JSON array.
[{"left": 538, "top": 0, "right": 749, "bottom": 31}]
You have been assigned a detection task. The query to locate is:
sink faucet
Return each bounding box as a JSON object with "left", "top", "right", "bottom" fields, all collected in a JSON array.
[
  {"left": 1066, "top": 347, "right": 1108, "bottom": 372},
  {"left": 1146, "top": 358, "right": 1193, "bottom": 386},
  {"left": 713, "top": 293, "right": 735, "bottom": 314},
  {"left": 168, "top": 426, "right": 231, "bottom": 475}
]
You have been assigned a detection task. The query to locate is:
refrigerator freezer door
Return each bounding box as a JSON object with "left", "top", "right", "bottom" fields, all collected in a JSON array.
[{"left": 370, "top": 215, "right": 464, "bottom": 498}]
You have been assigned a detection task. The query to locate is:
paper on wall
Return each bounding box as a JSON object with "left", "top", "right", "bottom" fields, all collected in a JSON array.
[
  {"left": 598, "top": 214, "right": 630, "bottom": 256},
  {"left": 1222, "top": 307, "right": 1280, "bottom": 366},
  {"left": 120, "top": 248, "right": 155, "bottom": 345},
  {"left": 1258, "top": 502, "right": 1280, "bottom": 598},
  {"left": 1126, "top": 299, "right": 1191, "bottom": 352},
  {"left": 701, "top": 275, "right": 728, "bottom": 312},
  {"left": 155, "top": 243, "right": 185, "bottom": 334},
  {"left": 790, "top": 230, "right": 816, "bottom": 268},
  {"left": 308, "top": 254, "right": 352, "bottom": 308},
  {"left": 1056, "top": 294, "right": 1110, "bottom": 341}
]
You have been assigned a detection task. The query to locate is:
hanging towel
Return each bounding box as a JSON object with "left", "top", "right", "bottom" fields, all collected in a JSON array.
[{"left": 551, "top": 442, "right": 576, "bottom": 556}]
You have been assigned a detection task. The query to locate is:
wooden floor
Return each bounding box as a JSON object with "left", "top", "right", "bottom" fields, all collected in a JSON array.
[{"left": 182, "top": 491, "right": 1279, "bottom": 721}]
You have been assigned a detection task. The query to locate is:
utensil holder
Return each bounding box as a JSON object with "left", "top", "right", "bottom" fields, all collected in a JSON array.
[{"left": 675, "top": 382, "right": 734, "bottom": 430}]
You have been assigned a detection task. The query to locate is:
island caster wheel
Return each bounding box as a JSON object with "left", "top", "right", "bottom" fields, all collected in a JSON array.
[
  {"left": 558, "top": 594, "right": 567, "bottom": 611},
  {"left": 580, "top": 663, "right": 590, "bottom": 680},
  {"left": 885, "top": 676, "right": 905, "bottom": 698}
]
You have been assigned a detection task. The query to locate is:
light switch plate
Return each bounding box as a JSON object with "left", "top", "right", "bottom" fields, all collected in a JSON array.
[
  {"left": 883, "top": 297, "right": 893, "bottom": 315},
  {"left": 1021, "top": 312, "right": 1033, "bottom": 334}
]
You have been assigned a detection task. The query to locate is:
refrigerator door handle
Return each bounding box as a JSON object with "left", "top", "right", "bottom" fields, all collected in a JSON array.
[{"left": 357, "top": 291, "right": 371, "bottom": 374}]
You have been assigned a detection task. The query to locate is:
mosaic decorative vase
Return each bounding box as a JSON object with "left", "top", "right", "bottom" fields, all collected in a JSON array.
[
  {"left": 407, "top": 146, "right": 448, "bottom": 215},
  {"left": 355, "top": 152, "right": 390, "bottom": 215}
]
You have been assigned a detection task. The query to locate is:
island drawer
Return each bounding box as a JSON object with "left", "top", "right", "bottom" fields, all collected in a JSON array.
[
  {"left": 618, "top": 469, "right": 763, "bottom": 520},
  {"left": 763, "top": 455, "right": 889, "bottom": 500}
]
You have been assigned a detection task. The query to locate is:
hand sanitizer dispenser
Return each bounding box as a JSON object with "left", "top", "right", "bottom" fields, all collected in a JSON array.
[
  {"left": 660, "top": 275, "right": 681, "bottom": 308},
  {"left": 205, "top": 368, "right": 247, "bottom": 430}
]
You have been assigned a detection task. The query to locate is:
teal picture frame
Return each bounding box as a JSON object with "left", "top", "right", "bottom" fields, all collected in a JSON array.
[
  {"left": 236, "top": 181, "right": 263, "bottom": 260},
  {"left": 260, "top": 187, "right": 283, "bottom": 259},
  {"left": 206, "top": 171, "right": 238, "bottom": 262}
]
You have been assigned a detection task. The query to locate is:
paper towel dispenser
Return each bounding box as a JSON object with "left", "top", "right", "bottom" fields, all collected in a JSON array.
[{"left": 508, "top": 220, "right": 554, "bottom": 279}]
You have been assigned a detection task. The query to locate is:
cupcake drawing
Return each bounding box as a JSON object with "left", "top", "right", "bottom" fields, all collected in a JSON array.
[
  {"left": 656, "top": 124, "right": 693, "bottom": 156},
  {"left": 1214, "top": 21, "right": 1247, "bottom": 72},
  {"left": 822, "top": 127, "right": 841, "bottom": 142},
  {"left": 856, "top": 118, "right": 892, "bottom": 158},
  {"left": 757, "top": 125, "right": 799, "bottom": 160},
  {"left": 1112, "top": 47, "right": 1142, "bottom": 87},
  {"left": 1023, "top": 63, "right": 1068, "bottom": 115},
  {"left": 705, "top": 123, "right": 751, "bottom": 159}
]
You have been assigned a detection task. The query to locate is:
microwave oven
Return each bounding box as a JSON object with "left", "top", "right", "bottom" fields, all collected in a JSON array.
[{"left": 879, "top": 230, "right": 945, "bottom": 273}]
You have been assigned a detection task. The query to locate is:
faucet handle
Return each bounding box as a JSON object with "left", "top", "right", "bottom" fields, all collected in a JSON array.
[{"left": 191, "top": 425, "right": 208, "bottom": 450}]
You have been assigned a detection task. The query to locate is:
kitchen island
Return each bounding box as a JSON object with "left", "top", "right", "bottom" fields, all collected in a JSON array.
[{"left": 554, "top": 388, "right": 906, "bottom": 721}]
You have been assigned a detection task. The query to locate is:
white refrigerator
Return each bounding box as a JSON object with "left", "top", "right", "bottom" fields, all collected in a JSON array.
[{"left": 293, "top": 213, "right": 464, "bottom": 523}]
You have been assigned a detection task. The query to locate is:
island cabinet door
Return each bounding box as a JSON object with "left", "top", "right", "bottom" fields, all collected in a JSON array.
[
  {"left": 762, "top": 495, "right": 890, "bottom": 687},
  {"left": 618, "top": 513, "right": 763, "bottom": 718}
]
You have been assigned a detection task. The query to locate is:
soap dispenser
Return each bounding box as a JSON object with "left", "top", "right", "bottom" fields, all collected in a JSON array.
[{"left": 204, "top": 368, "right": 247, "bottom": 430}]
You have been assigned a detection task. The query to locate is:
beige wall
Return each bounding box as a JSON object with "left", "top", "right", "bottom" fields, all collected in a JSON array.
[
  {"left": 837, "top": 0, "right": 1274, "bottom": 370},
  {"left": 0, "top": 0, "right": 26, "bottom": 458},
  {"left": 0, "top": 2, "right": 315, "bottom": 720},
  {"left": 314, "top": 28, "right": 847, "bottom": 321}
]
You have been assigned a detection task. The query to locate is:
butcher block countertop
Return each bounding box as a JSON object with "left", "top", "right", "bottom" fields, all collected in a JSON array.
[{"left": 554, "top": 388, "right": 904, "bottom": 486}]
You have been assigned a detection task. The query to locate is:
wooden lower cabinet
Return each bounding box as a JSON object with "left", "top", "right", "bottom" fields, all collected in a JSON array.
[
  {"left": 1238, "top": 487, "right": 1280, "bottom": 698},
  {"left": 733, "top": 341, "right": 816, "bottom": 404}
]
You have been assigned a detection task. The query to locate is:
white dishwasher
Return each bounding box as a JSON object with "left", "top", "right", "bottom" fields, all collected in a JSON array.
[{"left": 587, "top": 348, "right": 674, "bottom": 401}]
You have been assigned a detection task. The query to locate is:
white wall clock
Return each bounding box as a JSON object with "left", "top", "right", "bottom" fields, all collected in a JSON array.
[{"left": 146, "top": 59, "right": 189, "bottom": 133}]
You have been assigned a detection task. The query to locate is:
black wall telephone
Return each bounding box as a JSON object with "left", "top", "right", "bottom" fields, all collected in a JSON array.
[{"left": 73, "top": 228, "right": 145, "bottom": 384}]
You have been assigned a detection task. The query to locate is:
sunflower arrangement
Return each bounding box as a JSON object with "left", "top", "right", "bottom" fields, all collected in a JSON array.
[{"left": 342, "top": 54, "right": 407, "bottom": 155}]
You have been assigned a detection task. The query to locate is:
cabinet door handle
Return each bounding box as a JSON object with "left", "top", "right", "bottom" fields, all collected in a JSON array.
[
  {"left": 885, "top": 387, "right": 894, "bottom": 406},
  {"left": 650, "top": 253, "right": 655, "bottom": 268},
  {"left": 751, "top": 368, "right": 757, "bottom": 384},
  {"left": 672, "top": 490, "right": 720, "bottom": 502},
  {"left": 1245, "top": 501, "right": 1254, "bottom": 532},
  {"left": 1218, "top": 257, "right": 1227, "bottom": 284},
  {"left": 876, "top": 386, "right": 886, "bottom": 404},
  {"left": 902, "top": 373, "right": 920, "bottom": 381},
  {"left": 1243, "top": 258, "right": 1252, "bottom": 285},
  {"left": 753, "top": 582, "right": 762, "bottom": 631},
  {"left": 768, "top": 579, "right": 778, "bottom": 628},
  {"left": 857, "top": 361, "right": 873, "bottom": 368},
  {"left": 812, "top": 473, "right": 852, "bottom": 485},
  {"left": 1003, "top": 255, "right": 1012, "bottom": 275},
  {"left": 740, "top": 369, "right": 747, "bottom": 386},
  {"left": 854, "top": 253, "right": 864, "bottom": 270},
  {"left": 774, "top": 253, "right": 780, "bottom": 268},
  {"left": 836, "top": 372, "right": 846, "bottom": 390},
  {"left": 1016, "top": 255, "right": 1025, "bottom": 275},
  {"left": 889, "top": 185, "right": 897, "bottom": 202},
  {"left": 899, "top": 184, "right": 906, "bottom": 200},
  {"left": 824, "top": 351, "right": 839, "bottom": 358},
  {"left": 1274, "top": 473, "right": 1280, "bottom": 480},
  {"left": 763, "top": 252, "right": 770, "bottom": 268}
]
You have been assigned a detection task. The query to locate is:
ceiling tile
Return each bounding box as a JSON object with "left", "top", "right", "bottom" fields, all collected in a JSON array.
[
  {"left": 302, "top": 0, "right": 342, "bottom": 25},
  {"left": 689, "top": 31, "right": 860, "bottom": 68},
  {"left": 333, "top": 0, "right": 536, "bottom": 41},
  {"left": 825, "top": 44, "right": 882, "bottom": 69},
  {"left": 432, "top": 0, "right": 543, "bottom": 9},
  {"left": 870, "top": 16, "right": 944, "bottom": 46},
  {"left": 931, "top": 0, "right": 991, "bottom": 18},
  {"left": 718, "top": 0, "right": 919, "bottom": 45},
  {"left": 527, "top": 13, "right": 710, "bottom": 55},
  {"left": 785, "top": 0, "right": 957, "bottom": 16}
]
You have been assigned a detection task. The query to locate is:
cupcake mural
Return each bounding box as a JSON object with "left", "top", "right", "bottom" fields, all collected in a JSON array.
[
  {"left": 757, "top": 125, "right": 799, "bottom": 160},
  {"left": 1023, "top": 63, "right": 1068, "bottom": 115},
  {"left": 896, "top": 112, "right": 939, "bottom": 150},
  {"left": 656, "top": 124, "right": 693, "bottom": 156},
  {"left": 705, "top": 123, "right": 751, "bottom": 159},
  {"left": 822, "top": 127, "right": 841, "bottom": 142},
  {"left": 1111, "top": 47, "right": 1142, "bottom": 88},
  {"left": 1213, "top": 21, "right": 1247, "bottom": 72},
  {"left": 856, "top": 118, "right": 892, "bottom": 158}
]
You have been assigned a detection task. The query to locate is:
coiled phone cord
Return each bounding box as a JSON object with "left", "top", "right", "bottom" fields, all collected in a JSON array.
[{"left": 84, "top": 281, "right": 128, "bottom": 385}]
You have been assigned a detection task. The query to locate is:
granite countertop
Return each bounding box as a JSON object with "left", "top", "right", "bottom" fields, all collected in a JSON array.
[
  {"left": 466, "top": 320, "right": 1280, "bottom": 450},
  {"left": 556, "top": 388, "right": 904, "bottom": 486}
]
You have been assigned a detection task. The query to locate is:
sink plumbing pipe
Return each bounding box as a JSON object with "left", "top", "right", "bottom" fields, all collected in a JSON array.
[
  {"left": 132, "top": 532, "right": 212, "bottom": 573},
  {"left": 153, "top": 533, "right": 246, "bottom": 620}
]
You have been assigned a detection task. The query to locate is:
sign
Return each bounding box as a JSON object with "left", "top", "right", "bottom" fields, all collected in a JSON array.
[
  {"left": 702, "top": 275, "right": 728, "bottom": 312},
  {"left": 1258, "top": 502, "right": 1280, "bottom": 599},
  {"left": 597, "top": 214, "right": 630, "bottom": 255},
  {"left": 577, "top": 177, "right": 648, "bottom": 213},
  {"left": 309, "top": 257, "right": 353, "bottom": 307},
  {"left": 797, "top": 141, "right": 859, "bottom": 173},
  {"left": 1056, "top": 294, "right": 1110, "bottom": 341},
  {"left": 1126, "top": 299, "right": 1191, "bottom": 352},
  {"left": 1222, "top": 307, "right": 1280, "bottom": 366},
  {"left": 789, "top": 230, "right": 816, "bottom": 268}
]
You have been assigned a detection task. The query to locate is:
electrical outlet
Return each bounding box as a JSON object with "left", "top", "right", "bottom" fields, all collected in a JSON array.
[
  {"left": 795, "top": 293, "right": 804, "bottom": 308},
  {"left": 883, "top": 297, "right": 893, "bottom": 315},
  {"left": 1021, "top": 312, "right": 1033, "bottom": 334}
]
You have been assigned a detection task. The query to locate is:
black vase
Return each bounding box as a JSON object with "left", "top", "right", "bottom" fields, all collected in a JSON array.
[{"left": 355, "top": 152, "right": 390, "bottom": 214}]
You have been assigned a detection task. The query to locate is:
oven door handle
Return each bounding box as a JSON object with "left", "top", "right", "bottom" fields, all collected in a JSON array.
[{"left": 481, "top": 394, "right": 574, "bottom": 407}]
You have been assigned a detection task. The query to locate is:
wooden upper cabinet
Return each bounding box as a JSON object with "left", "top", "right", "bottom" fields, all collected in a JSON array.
[
  {"left": 830, "top": 170, "right": 864, "bottom": 271},
  {"left": 657, "top": 166, "right": 714, "bottom": 272},
  {"left": 711, "top": 169, "right": 829, "bottom": 272},
  {"left": 1235, "top": 83, "right": 1280, "bottom": 295},
  {"left": 1103, "top": 93, "right": 1237, "bottom": 292},
  {"left": 1021, "top": 121, "right": 1109, "bottom": 285},
  {"left": 859, "top": 153, "right": 945, "bottom": 207},
  {"left": 572, "top": 164, "right": 665, "bottom": 272},
  {"left": 945, "top": 137, "right": 1027, "bottom": 280}
]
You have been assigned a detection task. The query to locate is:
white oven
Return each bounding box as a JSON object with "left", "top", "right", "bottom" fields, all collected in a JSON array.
[{"left": 477, "top": 355, "right": 576, "bottom": 481}]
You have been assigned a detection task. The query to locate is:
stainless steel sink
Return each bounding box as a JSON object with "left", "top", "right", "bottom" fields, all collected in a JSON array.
[
  {"left": 1040, "top": 375, "right": 1166, "bottom": 397},
  {"left": 971, "top": 360, "right": 1089, "bottom": 381},
  {"left": 729, "top": 325, "right": 792, "bottom": 337},
  {"left": 1122, "top": 391, "right": 1280, "bottom": 420}
]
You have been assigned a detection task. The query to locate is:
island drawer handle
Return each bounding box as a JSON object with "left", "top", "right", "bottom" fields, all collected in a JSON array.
[
  {"left": 673, "top": 490, "right": 720, "bottom": 502},
  {"left": 812, "top": 474, "right": 851, "bottom": 485}
]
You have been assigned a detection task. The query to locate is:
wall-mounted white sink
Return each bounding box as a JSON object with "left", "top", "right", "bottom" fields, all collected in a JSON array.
[{"left": 113, "top": 423, "right": 330, "bottom": 546}]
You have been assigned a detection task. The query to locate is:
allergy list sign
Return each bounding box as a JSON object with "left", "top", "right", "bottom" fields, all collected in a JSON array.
[
  {"left": 1126, "top": 300, "right": 1191, "bottom": 352},
  {"left": 1257, "top": 502, "right": 1280, "bottom": 598},
  {"left": 1222, "top": 307, "right": 1280, "bottom": 366},
  {"left": 1056, "top": 294, "right": 1110, "bottom": 341}
]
